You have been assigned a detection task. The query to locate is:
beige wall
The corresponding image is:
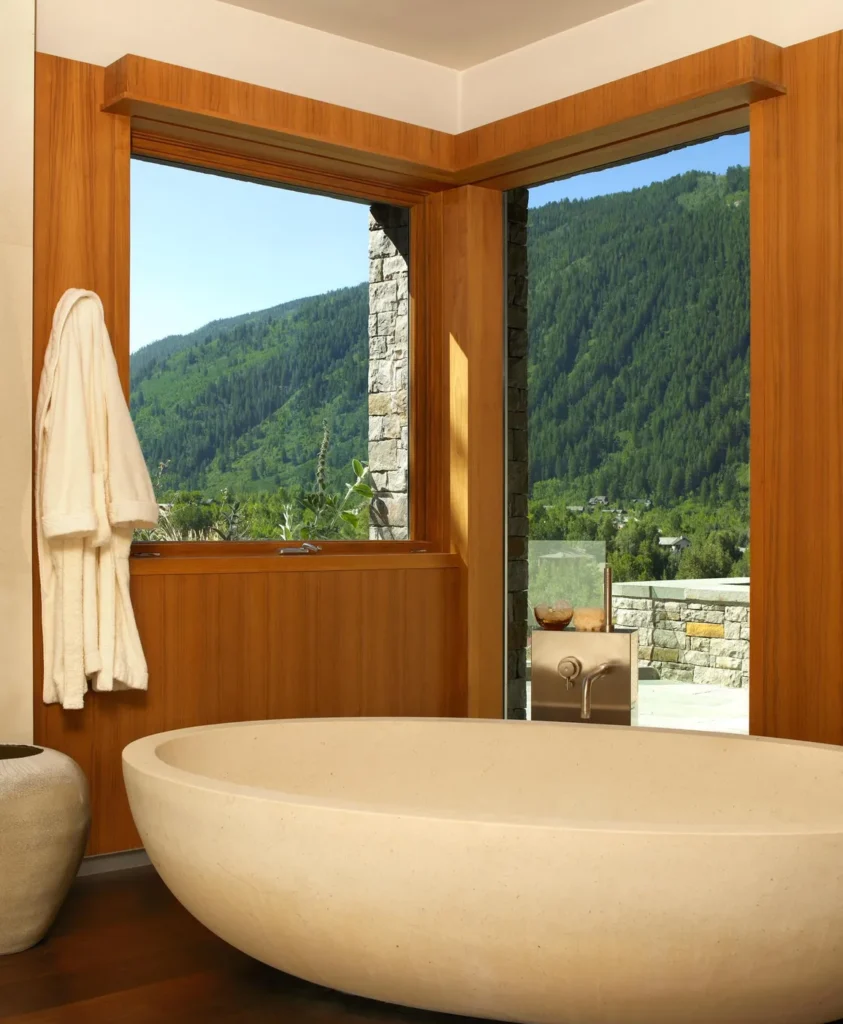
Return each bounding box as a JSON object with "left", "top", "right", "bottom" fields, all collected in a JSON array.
[
  {"left": 35, "top": 0, "right": 843, "bottom": 131},
  {"left": 36, "top": 0, "right": 461, "bottom": 133},
  {"left": 459, "top": 0, "right": 843, "bottom": 128},
  {"left": 0, "top": 0, "right": 34, "bottom": 743}
]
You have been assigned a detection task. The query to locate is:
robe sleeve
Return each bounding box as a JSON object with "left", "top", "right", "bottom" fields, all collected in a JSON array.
[
  {"left": 101, "top": 327, "right": 159, "bottom": 529},
  {"left": 40, "top": 328, "right": 98, "bottom": 541}
]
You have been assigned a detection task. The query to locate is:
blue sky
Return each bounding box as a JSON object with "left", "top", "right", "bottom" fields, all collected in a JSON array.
[
  {"left": 130, "top": 162, "right": 370, "bottom": 350},
  {"left": 529, "top": 131, "right": 749, "bottom": 206},
  {"left": 130, "top": 131, "right": 749, "bottom": 351}
]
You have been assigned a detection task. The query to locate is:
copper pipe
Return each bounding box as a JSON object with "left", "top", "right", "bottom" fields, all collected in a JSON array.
[{"left": 603, "top": 564, "right": 613, "bottom": 633}]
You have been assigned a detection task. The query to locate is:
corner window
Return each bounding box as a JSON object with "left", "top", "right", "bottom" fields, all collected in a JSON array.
[{"left": 129, "top": 159, "right": 410, "bottom": 541}]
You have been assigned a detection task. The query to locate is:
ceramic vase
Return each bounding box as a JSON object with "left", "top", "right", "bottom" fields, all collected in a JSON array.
[{"left": 0, "top": 744, "right": 89, "bottom": 954}]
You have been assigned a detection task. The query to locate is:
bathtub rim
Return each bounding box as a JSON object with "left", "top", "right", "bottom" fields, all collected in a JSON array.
[{"left": 122, "top": 716, "right": 843, "bottom": 837}]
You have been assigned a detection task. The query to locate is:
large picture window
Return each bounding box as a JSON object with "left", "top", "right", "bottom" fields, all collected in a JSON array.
[{"left": 129, "top": 159, "right": 410, "bottom": 542}]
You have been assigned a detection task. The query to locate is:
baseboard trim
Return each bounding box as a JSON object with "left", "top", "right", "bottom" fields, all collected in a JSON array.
[{"left": 77, "top": 849, "right": 151, "bottom": 876}]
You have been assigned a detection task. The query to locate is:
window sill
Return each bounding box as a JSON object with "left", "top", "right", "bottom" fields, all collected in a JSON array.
[{"left": 129, "top": 549, "right": 461, "bottom": 576}]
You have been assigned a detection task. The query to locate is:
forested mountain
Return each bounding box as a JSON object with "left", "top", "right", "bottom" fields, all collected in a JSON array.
[
  {"left": 130, "top": 286, "right": 368, "bottom": 493},
  {"left": 528, "top": 166, "right": 749, "bottom": 506},
  {"left": 130, "top": 166, "right": 749, "bottom": 509}
]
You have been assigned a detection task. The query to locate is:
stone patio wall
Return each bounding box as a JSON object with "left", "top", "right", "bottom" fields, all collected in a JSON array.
[{"left": 613, "top": 585, "right": 749, "bottom": 687}]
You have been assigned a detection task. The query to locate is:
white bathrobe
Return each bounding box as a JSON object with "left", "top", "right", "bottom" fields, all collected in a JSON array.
[{"left": 35, "top": 289, "right": 159, "bottom": 710}]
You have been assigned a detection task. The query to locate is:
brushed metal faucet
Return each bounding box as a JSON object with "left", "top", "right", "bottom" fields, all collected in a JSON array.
[{"left": 581, "top": 662, "right": 615, "bottom": 720}]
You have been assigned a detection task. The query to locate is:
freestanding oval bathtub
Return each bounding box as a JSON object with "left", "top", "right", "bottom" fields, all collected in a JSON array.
[{"left": 123, "top": 718, "right": 843, "bottom": 1024}]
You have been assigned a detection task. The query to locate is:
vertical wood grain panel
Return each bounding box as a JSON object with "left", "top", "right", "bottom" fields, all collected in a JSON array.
[
  {"left": 59, "top": 566, "right": 460, "bottom": 853},
  {"left": 33, "top": 53, "right": 130, "bottom": 387},
  {"left": 32, "top": 53, "right": 131, "bottom": 803},
  {"left": 425, "top": 186, "right": 505, "bottom": 719},
  {"left": 265, "top": 572, "right": 318, "bottom": 720},
  {"left": 750, "top": 32, "right": 843, "bottom": 742}
]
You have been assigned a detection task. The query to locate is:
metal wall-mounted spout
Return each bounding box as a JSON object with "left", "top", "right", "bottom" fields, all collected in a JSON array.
[{"left": 581, "top": 662, "right": 615, "bottom": 720}]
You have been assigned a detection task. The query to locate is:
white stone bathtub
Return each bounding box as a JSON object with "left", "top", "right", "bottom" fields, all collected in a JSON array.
[{"left": 123, "top": 718, "right": 843, "bottom": 1024}]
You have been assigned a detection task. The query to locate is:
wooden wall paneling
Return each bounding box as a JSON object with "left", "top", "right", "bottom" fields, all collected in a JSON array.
[
  {"left": 426, "top": 186, "right": 505, "bottom": 719},
  {"left": 33, "top": 54, "right": 131, "bottom": 387},
  {"left": 32, "top": 54, "right": 131, "bottom": 817},
  {"left": 358, "top": 570, "right": 402, "bottom": 717},
  {"left": 405, "top": 567, "right": 463, "bottom": 717},
  {"left": 92, "top": 575, "right": 168, "bottom": 851},
  {"left": 74, "top": 565, "right": 462, "bottom": 853},
  {"left": 264, "top": 571, "right": 311, "bottom": 721},
  {"left": 410, "top": 195, "right": 450, "bottom": 550},
  {"left": 314, "top": 570, "right": 364, "bottom": 717},
  {"left": 749, "top": 31, "right": 843, "bottom": 744}
]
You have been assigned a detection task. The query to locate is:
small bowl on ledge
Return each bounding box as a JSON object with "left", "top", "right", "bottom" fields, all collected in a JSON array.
[
  {"left": 533, "top": 600, "right": 574, "bottom": 631},
  {"left": 572, "top": 607, "right": 606, "bottom": 632}
]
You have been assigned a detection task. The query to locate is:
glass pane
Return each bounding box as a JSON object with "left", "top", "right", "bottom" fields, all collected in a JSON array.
[
  {"left": 508, "top": 132, "right": 750, "bottom": 734},
  {"left": 129, "top": 160, "right": 409, "bottom": 541}
]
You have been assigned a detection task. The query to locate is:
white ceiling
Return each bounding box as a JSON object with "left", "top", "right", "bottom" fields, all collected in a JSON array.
[{"left": 218, "top": 0, "right": 644, "bottom": 70}]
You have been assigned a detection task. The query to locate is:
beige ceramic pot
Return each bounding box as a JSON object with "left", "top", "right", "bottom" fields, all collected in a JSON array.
[{"left": 0, "top": 744, "right": 89, "bottom": 955}]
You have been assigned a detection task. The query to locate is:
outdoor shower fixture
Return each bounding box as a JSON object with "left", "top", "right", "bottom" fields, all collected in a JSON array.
[
  {"left": 531, "top": 629, "right": 639, "bottom": 725},
  {"left": 531, "top": 562, "right": 639, "bottom": 724}
]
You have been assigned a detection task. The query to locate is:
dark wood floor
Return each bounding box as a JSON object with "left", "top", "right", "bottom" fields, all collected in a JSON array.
[
  {"left": 3, "top": 868, "right": 841, "bottom": 1024},
  {"left": 0, "top": 867, "right": 484, "bottom": 1023}
]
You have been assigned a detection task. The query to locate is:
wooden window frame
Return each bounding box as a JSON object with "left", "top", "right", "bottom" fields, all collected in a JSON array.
[{"left": 126, "top": 143, "right": 435, "bottom": 559}]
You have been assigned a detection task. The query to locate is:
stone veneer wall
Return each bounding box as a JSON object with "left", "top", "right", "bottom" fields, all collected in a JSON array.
[
  {"left": 368, "top": 204, "right": 410, "bottom": 539},
  {"left": 506, "top": 189, "right": 529, "bottom": 718},
  {"left": 613, "top": 584, "right": 749, "bottom": 687}
]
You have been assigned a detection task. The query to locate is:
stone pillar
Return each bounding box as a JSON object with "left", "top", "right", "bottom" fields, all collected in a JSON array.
[
  {"left": 368, "top": 204, "right": 410, "bottom": 539},
  {"left": 507, "top": 189, "right": 529, "bottom": 718}
]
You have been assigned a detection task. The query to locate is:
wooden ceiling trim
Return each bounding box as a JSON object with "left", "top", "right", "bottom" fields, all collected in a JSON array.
[
  {"left": 102, "top": 38, "right": 784, "bottom": 195},
  {"left": 454, "top": 37, "right": 783, "bottom": 185}
]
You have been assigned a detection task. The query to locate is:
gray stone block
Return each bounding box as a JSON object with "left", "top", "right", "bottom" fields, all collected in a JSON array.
[
  {"left": 725, "top": 605, "right": 749, "bottom": 622},
  {"left": 614, "top": 609, "right": 652, "bottom": 629},
  {"left": 387, "top": 469, "right": 408, "bottom": 492},
  {"left": 507, "top": 306, "right": 527, "bottom": 331},
  {"left": 509, "top": 493, "right": 528, "bottom": 518},
  {"left": 508, "top": 356, "right": 528, "bottom": 389},
  {"left": 709, "top": 638, "right": 747, "bottom": 660},
  {"left": 369, "top": 280, "right": 398, "bottom": 312},
  {"left": 653, "top": 628, "right": 682, "bottom": 649},
  {"left": 684, "top": 650, "right": 711, "bottom": 667},
  {"left": 509, "top": 517, "right": 529, "bottom": 538},
  {"left": 509, "top": 429, "right": 528, "bottom": 462},
  {"left": 369, "top": 440, "right": 399, "bottom": 471},
  {"left": 680, "top": 607, "right": 725, "bottom": 624}
]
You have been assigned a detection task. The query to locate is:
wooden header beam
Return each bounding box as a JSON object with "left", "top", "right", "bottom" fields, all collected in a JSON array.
[{"left": 102, "top": 37, "right": 784, "bottom": 195}]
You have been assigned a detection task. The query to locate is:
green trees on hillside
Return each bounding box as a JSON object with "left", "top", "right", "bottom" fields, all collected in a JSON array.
[
  {"left": 129, "top": 164, "right": 750, "bottom": 563},
  {"left": 130, "top": 285, "right": 369, "bottom": 494},
  {"left": 527, "top": 167, "right": 749, "bottom": 507}
]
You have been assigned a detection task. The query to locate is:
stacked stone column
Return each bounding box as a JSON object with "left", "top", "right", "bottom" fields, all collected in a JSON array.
[
  {"left": 507, "top": 189, "right": 530, "bottom": 718},
  {"left": 367, "top": 204, "right": 410, "bottom": 539}
]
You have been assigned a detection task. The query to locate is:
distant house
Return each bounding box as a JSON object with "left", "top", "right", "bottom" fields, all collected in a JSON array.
[
  {"left": 658, "top": 536, "right": 691, "bottom": 553},
  {"left": 566, "top": 505, "right": 585, "bottom": 513},
  {"left": 588, "top": 496, "right": 609, "bottom": 506}
]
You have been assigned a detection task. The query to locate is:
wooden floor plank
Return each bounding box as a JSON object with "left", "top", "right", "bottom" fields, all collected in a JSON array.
[{"left": 0, "top": 868, "right": 483, "bottom": 1023}]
